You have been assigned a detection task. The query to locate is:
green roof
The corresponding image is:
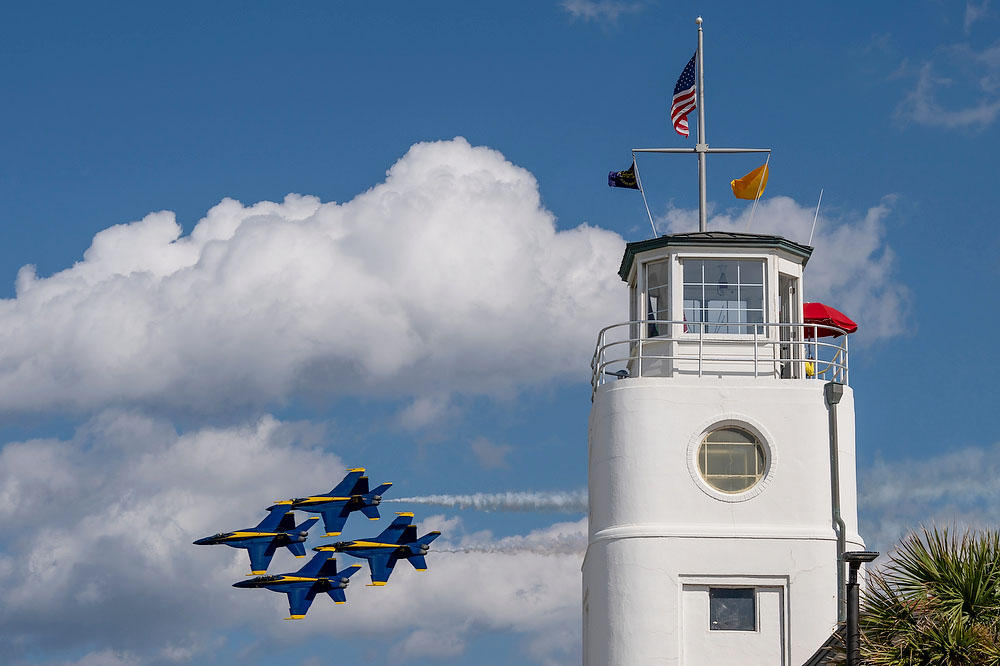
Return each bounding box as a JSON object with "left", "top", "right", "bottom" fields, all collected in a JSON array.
[{"left": 618, "top": 231, "right": 814, "bottom": 281}]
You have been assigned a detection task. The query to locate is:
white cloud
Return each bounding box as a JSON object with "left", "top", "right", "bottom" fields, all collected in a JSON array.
[
  {"left": 469, "top": 435, "right": 514, "bottom": 470},
  {"left": 965, "top": 0, "right": 992, "bottom": 34},
  {"left": 0, "top": 137, "right": 625, "bottom": 417},
  {"left": 859, "top": 440, "right": 1000, "bottom": 554},
  {"left": 561, "top": 0, "right": 643, "bottom": 22},
  {"left": 895, "top": 60, "right": 1000, "bottom": 129},
  {"left": 892, "top": 3, "right": 1000, "bottom": 130},
  {"left": 659, "top": 195, "right": 909, "bottom": 343},
  {"left": 0, "top": 412, "right": 584, "bottom": 665}
]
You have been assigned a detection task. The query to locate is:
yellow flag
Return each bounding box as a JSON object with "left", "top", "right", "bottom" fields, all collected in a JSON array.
[{"left": 730, "top": 163, "right": 769, "bottom": 200}]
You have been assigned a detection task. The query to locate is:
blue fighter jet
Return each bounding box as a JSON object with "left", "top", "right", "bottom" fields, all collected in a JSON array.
[
  {"left": 271, "top": 468, "right": 392, "bottom": 537},
  {"left": 313, "top": 512, "right": 440, "bottom": 586},
  {"left": 193, "top": 506, "right": 319, "bottom": 574},
  {"left": 233, "top": 552, "right": 362, "bottom": 619}
]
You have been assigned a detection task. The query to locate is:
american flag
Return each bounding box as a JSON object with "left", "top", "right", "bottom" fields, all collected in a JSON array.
[{"left": 670, "top": 52, "right": 697, "bottom": 138}]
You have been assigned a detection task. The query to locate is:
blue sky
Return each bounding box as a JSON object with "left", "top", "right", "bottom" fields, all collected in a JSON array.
[{"left": 0, "top": 1, "right": 998, "bottom": 664}]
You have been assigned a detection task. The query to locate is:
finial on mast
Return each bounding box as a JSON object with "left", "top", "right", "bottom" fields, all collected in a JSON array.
[{"left": 695, "top": 16, "right": 703, "bottom": 26}]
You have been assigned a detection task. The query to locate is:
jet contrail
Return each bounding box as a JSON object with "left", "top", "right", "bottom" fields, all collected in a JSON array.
[{"left": 386, "top": 490, "right": 588, "bottom": 513}]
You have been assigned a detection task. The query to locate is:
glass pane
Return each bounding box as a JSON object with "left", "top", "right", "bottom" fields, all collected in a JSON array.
[
  {"left": 706, "top": 427, "right": 756, "bottom": 444},
  {"left": 649, "top": 286, "right": 669, "bottom": 319},
  {"left": 645, "top": 260, "right": 669, "bottom": 290},
  {"left": 702, "top": 260, "right": 728, "bottom": 286},
  {"left": 710, "top": 588, "right": 756, "bottom": 631},
  {"left": 699, "top": 429, "right": 766, "bottom": 493},
  {"left": 684, "top": 285, "right": 704, "bottom": 304},
  {"left": 683, "top": 259, "right": 704, "bottom": 283},
  {"left": 740, "top": 261, "right": 764, "bottom": 285},
  {"left": 739, "top": 284, "right": 764, "bottom": 311}
]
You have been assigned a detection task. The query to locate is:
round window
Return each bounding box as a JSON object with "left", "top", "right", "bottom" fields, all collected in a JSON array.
[{"left": 697, "top": 427, "right": 767, "bottom": 493}]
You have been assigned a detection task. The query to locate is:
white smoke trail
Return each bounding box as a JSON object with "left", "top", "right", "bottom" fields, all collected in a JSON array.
[
  {"left": 387, "top": 490, "right": 587, "bottom": 513},
  {"left": 437, "top": 533, "right": 587, "bottom": 556}
]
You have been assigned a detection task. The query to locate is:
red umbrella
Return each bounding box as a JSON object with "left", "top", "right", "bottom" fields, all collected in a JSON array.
[{"left": 803, "top": 302, "right": 858, "bottom": 338}]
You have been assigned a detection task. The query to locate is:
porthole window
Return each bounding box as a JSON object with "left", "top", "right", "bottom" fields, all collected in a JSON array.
[{"left": 697, "top": 427, "right": 766, "bottom": 493}]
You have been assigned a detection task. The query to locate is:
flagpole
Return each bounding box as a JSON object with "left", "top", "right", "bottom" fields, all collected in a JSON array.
[
  {"left": 631, "top": 153, "right": 657, "bottom": 237},
  {"left": 695, "top": 16, "right": 707, "bottom": 232}
]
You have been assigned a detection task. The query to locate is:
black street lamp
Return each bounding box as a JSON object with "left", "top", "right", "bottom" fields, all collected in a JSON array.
[{"left": 844, "top": 550, "right": 879, "bottom": 665}]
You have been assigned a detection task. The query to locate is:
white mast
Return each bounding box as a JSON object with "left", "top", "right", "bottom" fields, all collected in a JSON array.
[{"left": 696, "top": 17, "right": 708, "bottom": 232}]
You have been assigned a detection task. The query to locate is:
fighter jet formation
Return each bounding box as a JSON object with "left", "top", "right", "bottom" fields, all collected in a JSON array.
[{"left": 194, "top": 467, "right": 439, "bottom": 619}]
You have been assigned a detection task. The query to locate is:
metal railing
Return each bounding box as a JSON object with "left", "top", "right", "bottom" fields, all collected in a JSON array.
[{"left": 590, "top": 319, "right": 849, "bottom": 398}]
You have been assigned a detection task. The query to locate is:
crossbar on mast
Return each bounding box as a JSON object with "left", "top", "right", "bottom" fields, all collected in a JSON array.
[
  {"left": 633, "top": 148, "right": 771, "bottom": 154},
  {"left": 633, "top": 17, "right": 772, "bottom": 236}
]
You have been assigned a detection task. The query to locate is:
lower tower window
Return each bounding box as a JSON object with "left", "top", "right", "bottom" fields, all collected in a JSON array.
[{"left": 709, "top": 587, "right": 756, "bottom": 631}]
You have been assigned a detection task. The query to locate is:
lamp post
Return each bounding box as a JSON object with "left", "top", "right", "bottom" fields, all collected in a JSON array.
[{"left": 844, "top": 550, "right": 879, "bottom": 665}]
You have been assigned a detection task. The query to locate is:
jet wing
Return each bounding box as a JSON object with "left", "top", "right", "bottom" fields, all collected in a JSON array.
[
  {"left": 318, "top": 504, "right": 352, "bottom": 536},
  {"left": 285, "top": 587, "right": 318, "bottom": 619},
  {"left": 247, "top": 541, "right": 279, "bottom": 575},
  {"left": 366, "top": 553, "right": 399, "bottom": 586}
]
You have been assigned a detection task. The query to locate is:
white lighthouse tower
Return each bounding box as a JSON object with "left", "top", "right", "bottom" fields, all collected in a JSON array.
[
  {"left": 582, "top": 22, "right": 864, "bottom": 666},
  {"left": 582, "top": 231, "right": 864, "bottom": 665}
]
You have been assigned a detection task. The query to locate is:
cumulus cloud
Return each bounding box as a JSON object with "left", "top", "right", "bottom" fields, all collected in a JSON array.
[
  {"left": 0, "top": 412, "right": 584, "bottom": 665},
  {"left": 659, "top": 196, "right": 909, "bottom": 342},
  {"left": 0, "top": 138, "right": 625, "bottom": 417},
  {"left": 859, "top": 440, "right": 1000, "bottom": 554},
  {"left": 892, "top": 4, "right": 1000, "bottom": 130},
  {"left": 561, "top": 0, "right": 644, "bottom": 22}
]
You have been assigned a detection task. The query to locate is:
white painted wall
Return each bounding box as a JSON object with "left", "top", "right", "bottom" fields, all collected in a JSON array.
[{"left": 583, "top": 377, "right": 862, "bottom": 665}]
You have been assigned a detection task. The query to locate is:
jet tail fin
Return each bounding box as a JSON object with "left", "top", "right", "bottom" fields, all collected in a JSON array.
[
  {"left": 359, "top": 505, "right": 380, "bottom": 520},
  {"left": 369, "top": 482, "right": 392, "bottom": 498},
  {"left": 327, "top": 588, "right": 347, "bottom": 604},
  {"left": 408, "top": 554, "right": 428, "bottom": 571},
  {"left": 287, "top": 541, "right": 306, "bottom": 558},
  {"left": 296, "top": 552, "right": 331, "bottom": 577},
  {"left": 416, "top": 531, "right": 441, "bottom": 547},
  {"left": 294, "top": 516, "right": 320, "bottom": 533}
]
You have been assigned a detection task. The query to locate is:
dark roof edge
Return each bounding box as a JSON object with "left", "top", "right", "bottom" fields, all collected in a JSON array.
[{"left": 618, "top": 232, "right": 814, "bottom": 281}]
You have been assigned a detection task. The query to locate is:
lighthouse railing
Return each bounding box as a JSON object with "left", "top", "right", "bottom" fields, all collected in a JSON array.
[{"left": 591, "top": 320, "right": 850, "bottom": 399}]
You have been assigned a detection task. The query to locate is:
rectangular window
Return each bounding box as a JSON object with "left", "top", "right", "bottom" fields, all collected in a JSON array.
[
  {"left": 683, "top": 259, "right": 765, "bottom": 334},
  {"left": 709, "top": 587, "right": 756, "bottom": 631},
  {"left": 644, "top": 259, "right": 669, "bottom": 337}
]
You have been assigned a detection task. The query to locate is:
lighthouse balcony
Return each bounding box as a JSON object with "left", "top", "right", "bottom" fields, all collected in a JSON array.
[{"left": 590, "top": 319, "right": 849, "bottom": 397}]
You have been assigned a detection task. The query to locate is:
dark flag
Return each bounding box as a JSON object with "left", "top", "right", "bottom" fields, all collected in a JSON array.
[{"left": 608, "top": 161, "right": 639, "bottom": 190}]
